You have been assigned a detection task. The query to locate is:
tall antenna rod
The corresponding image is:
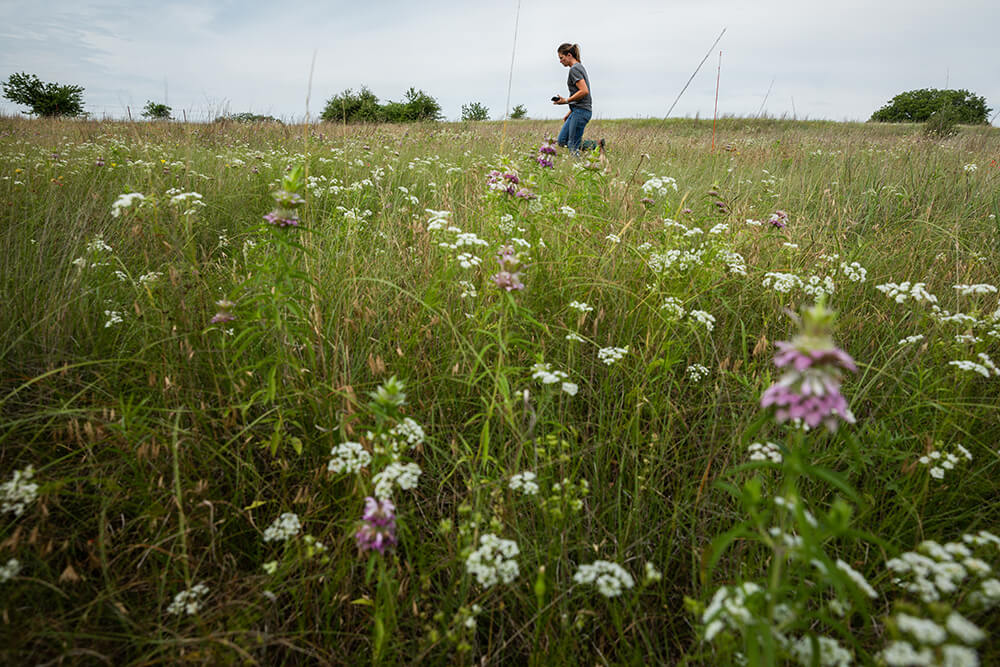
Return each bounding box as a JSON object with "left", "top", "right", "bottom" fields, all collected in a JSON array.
[
  {"left": 757, "top": 77, "right": 775, "bottom": 118},
  {"left": 501, "top": 0, "right": 522, "bottom": 153},
  {"left": 664, "top": 28, "right": 726, "bottom": 120}
]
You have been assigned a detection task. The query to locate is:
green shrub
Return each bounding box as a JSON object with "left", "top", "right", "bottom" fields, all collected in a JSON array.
[
  {"left": 923, "top": 105, "right": 960, "bottom": 138},
  {"left": 510, "top": 104, "right": 527, "bottom": 119},
  {"left": 320, "top": 86, "right": 442, "bottom": 124}
]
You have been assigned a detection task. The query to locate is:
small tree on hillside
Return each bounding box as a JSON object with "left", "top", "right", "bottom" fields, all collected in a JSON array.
[
  {"left": 869, "top": 88, "right": 991, "bottom": 124},
  {"left": 510, "top": 104, "right": 528, "bottom": 119},
  {"left": 2, "top": 72, "right": 85, "bottom": 117},
  {"left": 142, "top": 101, "right": 172, "bottom": 120},
  {"left": 461, "top": 102, "right": 490, "bottom": 121}
]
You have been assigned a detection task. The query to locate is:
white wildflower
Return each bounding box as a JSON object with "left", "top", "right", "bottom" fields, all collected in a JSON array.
[
  {"left": 689, "top": 310, "right": 715, "bottom": 332},
  {"left": 0, "top": 558, "right": 21, "bottom": 583},
  {"left": 509, "top": 471, "right": 539, "bottom": 496},
  {"left": 166, "top": 583, "right": 209, "bottom": 616},
  {"left": 1, "top": 466, "right": 39, "bottom": 517},
  {"left": 598, "top": 346, "right": 629, "bottom": 365},
  {"left": 568, "top": 300, "right": 593, "bottom": 313},
  {"left": 748, "top": 441, "right": 782, "bottom": 464},
  {"left": 111, "top": 192, "right": 146, "bottom": 217},
  {"left": 372, "top": 462, "right": 422, "bottom": 499},
  {"left": 263, "top": 512, "right": 301, "bottom": 543},
  {"left": 466, "top": 533, "right": 520, "bottom": 588},
  {"left": 686, "top": 364, "right": 710, "bottom": 382},
  {"left": 573, "top": 560, "right": 635, "bottom": 598},
  {"left": 328, "top": 442, "right": 372, "bottom": 474}
]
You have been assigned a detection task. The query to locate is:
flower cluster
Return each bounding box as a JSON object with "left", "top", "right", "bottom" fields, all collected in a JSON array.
[
  {"left": 536, "top": 138, "right": 557, "bottom": 168},
  {"left": 509, "top": 471, "right": 539, "bottom": 496},
  {"left": 597, "top": 346, "right": 629, "bottom": 365},
  {"left": 760, "top": 301, "right": 857, "bottom": 431},
  {"left": 263, "top": 166, "right": 306, "bottom": 227},
  {"left": 0, "top": 558, "right": 21, "bottom": 583},
  {"left": 530, "top": 362, "right": 577, "bottom": 395},
  {"left": 328, "top": 441, "right": 372, "bottom": 475},
  {"left": 686, "top": 364, "right": 710, "bottom": 382},
  {"left": 876, "top": 281, "right": 939, "bottom": 305},
  {"left": 111, "top": 192, "right": 146, "bottom": 218},
  {"left": 210, "top": 299, "right": 235, "bottom": 324},
  {"left": 492, "top": 245, "right": 525, "bottom": 291},
  {"left": 372, "top": 462, "right": 422, "bottom": 500},
  {"left": 917, "top": 442, "right": 973, "bottom": 480},
  {"left": 466, "top": 534, "right": 520, "bottom": 588},
  {"left": 2, "top": 466, "right": 39, "bottom": 518},
  {"left": 748, "top": 441, "right": 783, "bottom": 464},
  {"left": 887, "top": 532, "right": 1000, "bottom": 605},
  {"left": 949, "top": 353, "right": 999, "bottom": 378},
  {"left": 263, "top": 512, "right": 302, "bottom": 543},
  {"left": 768, "top": 210, "right": 789, "bottom": 228},
  {"left": 166, "top": 583, "right": 209, "bottom": 616},
  {"left": 640, "top": 175, "right": 677, "bottom": 199},
  {"left": 572, "top": 560, "right": 635, "bottom": 598},
  {"left": 568, "top": 300, "right": 593, "bottom": 312},
  {"left": 355, "top": 497, "right": 398, "bottom": 554},
  {"left": 487, "top": 170, "right": 525, "bottom": 197},
  {"left": 702, "top": 581, "right": 765, "bottom": 641}
]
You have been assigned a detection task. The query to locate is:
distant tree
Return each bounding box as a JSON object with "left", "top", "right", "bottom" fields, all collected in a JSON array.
[
  {"left": 461, "top": 102, "right": 490, "bottom": 121},
  {"left": 321, "top": 87, "right": 383, "bottom": 123},
  {"left": 869, "top": 88, "right": 991, "bottom": 124},
  {"left": 400, "top": 87, "right": 443, "bottom": 122},
  {"left": 142, "top": 101, "right": 172, "bottom": 120},
  {"left": 2, "top": 72, "right": 85, "bottom": 117},
  {"left": 510, "top": 104, "right": 528, "bottom": 119}
]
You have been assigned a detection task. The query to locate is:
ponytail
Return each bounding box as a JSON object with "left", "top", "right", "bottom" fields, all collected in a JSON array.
[{"left": 557, "top": 43, "right": 581, "bottom": 62}]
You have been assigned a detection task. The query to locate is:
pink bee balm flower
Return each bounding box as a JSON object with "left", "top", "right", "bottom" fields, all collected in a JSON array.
[
  {"left": 355, "top": 497, "right": 397, "bottom": 554},
  {"left": 760, "top": 301, "right": 857, "bottom": 431}
]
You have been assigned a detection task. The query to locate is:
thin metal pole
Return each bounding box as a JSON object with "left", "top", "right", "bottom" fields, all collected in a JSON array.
[
  {"left": 501, "top": 0, "right": 522, "bottom": 154},
  {"left": 664, "top": 28, "right": 726, "bottom": 120}
]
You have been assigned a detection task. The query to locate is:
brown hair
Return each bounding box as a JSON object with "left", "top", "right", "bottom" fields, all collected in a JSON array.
[{"left": 557, "top": 43, "right": 581, "bottom": 62}]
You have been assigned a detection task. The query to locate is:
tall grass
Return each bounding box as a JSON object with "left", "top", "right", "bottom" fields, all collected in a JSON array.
[{"left": 1, "top": 115, "right": 998, "bottom": 664}]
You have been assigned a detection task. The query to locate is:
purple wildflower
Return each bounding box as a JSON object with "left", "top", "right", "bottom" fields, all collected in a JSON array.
[
  {"left": 640, "top": 197, "right": 655, "bottom": 206},
  {"left": 768, "top": 210, "right": 789, "bottom": 229},
  {"left": 537, "top": 156, "right": 554, "bottom": 168},
  {"left": 263, "top": 211, "right": 300, "bottom": 227},
  {"left": 210, "top": 299, "right": 236, "bottom": 324},
  {"left": 514, "top": 188, "right": 536, "bottom": 200},
  {"left": 539, "top": 145, "right": 557, "bottom": 156},
  {"left": 355, "top": 497, "right": 397, "bottom": 554},
  {"left": 95, "top": 158, "right": 105, "bottom": 167},
  {"left": 491, "top": 245, "right": 525, "bottom": 291},
  {"left": 760, "top": 301, "right": 857, "bottom": 431}
]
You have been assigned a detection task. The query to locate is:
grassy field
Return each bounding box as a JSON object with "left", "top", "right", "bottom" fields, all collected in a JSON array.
[{"left": 1, "top": 115, "right": 999, "bottom": 665}]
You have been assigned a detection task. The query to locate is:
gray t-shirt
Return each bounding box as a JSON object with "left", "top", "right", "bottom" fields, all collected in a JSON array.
[{"left": 567, "top": 63, "right": 592, "bottom": 111}]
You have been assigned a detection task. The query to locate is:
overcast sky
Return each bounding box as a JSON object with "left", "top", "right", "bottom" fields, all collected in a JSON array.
[{"left": 1, "top": 0, "right": 997, "bottom": 124}]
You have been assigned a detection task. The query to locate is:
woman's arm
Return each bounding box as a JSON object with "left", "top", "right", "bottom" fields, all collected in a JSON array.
[{"left": 553, "top": 78, "right": 589, "bottom": 106}]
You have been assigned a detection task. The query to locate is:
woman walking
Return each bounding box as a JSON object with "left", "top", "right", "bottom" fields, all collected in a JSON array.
[{"left": 552, "top": 43, "right": 592, "bottom": 154}]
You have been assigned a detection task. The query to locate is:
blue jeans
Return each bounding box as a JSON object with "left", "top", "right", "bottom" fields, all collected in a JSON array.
[{"left": 557, "top": 108, "right": 592, "bottom": 154}]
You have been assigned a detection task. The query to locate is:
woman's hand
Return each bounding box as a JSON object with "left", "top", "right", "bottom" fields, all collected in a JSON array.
[{"left": 553, "top": 96, "right": 567, "bottom": 105}]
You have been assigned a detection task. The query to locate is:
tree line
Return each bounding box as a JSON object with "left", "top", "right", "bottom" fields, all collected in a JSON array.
[{"left": 2, "top": 72, "right": 992, "bottom": 126}]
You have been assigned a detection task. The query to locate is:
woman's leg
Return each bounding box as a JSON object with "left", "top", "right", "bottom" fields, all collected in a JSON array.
[
  {"left": 567, "top": 109, "right": 592, "bottom": 154},
  {"left": 557, "top": 114, "right": 573, "bottom": 148}
]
